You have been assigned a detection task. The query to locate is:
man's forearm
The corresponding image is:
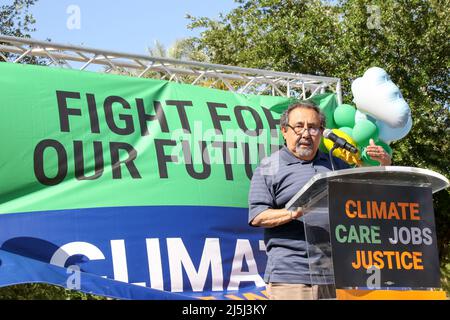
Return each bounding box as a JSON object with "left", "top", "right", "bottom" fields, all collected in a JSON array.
[{"left": 251, "top": 208, "right": 302, "bottom": 228}]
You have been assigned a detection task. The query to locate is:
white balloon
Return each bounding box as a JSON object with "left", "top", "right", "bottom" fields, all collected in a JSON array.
[
  {"left": 351, "top": 77, "right": 364, "bottom": 104},
  {"left": 363, "top": 67, "right": 390, "bottom": 85},
  {"left": 377, "top": 115, "right": 413, "bottom": 143},
  {"left": 355, "top": 110, "right": 376, "bottom": 123},
  {"left": 351, "top": 67, "right": 411, "bottom": 128},
  {"left": 377, "top": 81, "right": 401, "bottom": 102},
  {"left": 385, "top": 98, "right": 410, "bottom": 127}
]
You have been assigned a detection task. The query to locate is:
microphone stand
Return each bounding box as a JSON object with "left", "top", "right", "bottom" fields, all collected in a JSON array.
[{"left": 329, "top": 143, "right": 339, "bottom": 171}]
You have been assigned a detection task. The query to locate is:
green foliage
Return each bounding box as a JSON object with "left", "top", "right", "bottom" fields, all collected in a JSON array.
[
  {"left": 0, "top": 0, "right": 37, "bottom": 36},
  {"left": 148, "top": 38, "right": 209, "bottom": 62},
  {"left": 190, "top": 0, "right": 450, "bottom": 291},
  {"left": 442, "top": 264, "right": 450, "bottom": 294},
  {"left": 141, "top": 38, "right": 235, "bottom": 90},
  {"left": 0, "top": 0, "right": 44, "bottom": 64},
  {"left": 0, "top": 283, "right": 108, "bottom": 300}
]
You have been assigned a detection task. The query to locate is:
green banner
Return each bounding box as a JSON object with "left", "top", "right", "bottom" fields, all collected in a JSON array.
[{"left": 0, "top": 63, "right": 338, "bottom": 215}]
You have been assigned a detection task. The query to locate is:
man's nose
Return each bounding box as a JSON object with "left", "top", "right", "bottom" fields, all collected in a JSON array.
[{"left": 301, "top": 127, "right": 311, "bottom": 137}]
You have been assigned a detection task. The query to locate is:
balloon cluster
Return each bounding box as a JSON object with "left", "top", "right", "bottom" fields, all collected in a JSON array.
[{"left": 321, "top": 67, "right": 412, "bottom": 166}]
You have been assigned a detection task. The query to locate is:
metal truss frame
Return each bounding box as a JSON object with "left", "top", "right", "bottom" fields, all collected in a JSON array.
[{"left": 0, "top": 35, "right": 342, "bottom": 103}]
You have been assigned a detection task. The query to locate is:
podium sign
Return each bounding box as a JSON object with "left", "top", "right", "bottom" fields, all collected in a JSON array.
[
  {"left": 328, "top": 181, "right": 441, "bottom": 289},
  {"left": 287, "top": 166, "right": 449, "bottom": 299}
]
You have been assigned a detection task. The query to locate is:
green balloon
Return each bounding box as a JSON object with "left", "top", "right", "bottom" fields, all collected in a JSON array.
[
  {"left": 339, "top": 126, "right": 353, "bottom": 138},
  {"left": 334, "top": 104, "right": 356, "bottom": 128},
  {"left": 352, "top": 120, "right": 379, "bottom": 148}
]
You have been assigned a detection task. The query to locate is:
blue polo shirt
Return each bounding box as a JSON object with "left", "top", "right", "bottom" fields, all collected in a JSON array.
[{"left": 248, "top": 145, "right": 349, "bottom": 284}]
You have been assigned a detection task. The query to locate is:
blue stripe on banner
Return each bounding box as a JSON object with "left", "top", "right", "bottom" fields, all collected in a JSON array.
[
  {"left": 0, "top": 249, "right": 195, "bottom": 300},
  {"left": 0, "top": 206, "right": 268, "bottom": 300}
]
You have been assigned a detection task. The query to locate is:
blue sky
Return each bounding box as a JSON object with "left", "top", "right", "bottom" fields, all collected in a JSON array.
[{"left": 28, "top": 0, "right": 238, "bottom": 55}]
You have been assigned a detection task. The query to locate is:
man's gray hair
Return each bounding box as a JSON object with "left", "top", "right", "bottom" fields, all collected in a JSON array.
[{"left": 279, "top": 100, "right": 326, "bottom": 129}]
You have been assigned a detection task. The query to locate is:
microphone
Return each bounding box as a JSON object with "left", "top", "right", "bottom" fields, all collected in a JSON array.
[{"left": 323, "top": 129, "right": 358, "bottom": 154}]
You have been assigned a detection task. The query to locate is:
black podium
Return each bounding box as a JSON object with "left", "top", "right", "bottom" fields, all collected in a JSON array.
[{"left": 285, "top": 166, "right": 449, "bottom": 300}]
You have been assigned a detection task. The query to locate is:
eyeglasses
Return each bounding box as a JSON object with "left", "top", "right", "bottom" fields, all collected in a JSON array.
[{"left": 286, "top": 124, "right": 322, "bottom": 136}]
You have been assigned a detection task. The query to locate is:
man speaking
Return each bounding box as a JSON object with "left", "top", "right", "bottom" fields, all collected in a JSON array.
[{"left": 248, "top": 100, "right": 391, "bottom": 300}]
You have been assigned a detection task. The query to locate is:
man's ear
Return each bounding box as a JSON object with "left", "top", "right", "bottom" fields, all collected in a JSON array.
[{"left": 281, "top": 126, "right": 288, "bottom": 140}]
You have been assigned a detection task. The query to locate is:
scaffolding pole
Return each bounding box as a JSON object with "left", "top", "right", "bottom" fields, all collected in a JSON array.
[{"left": 0, "top": 35, "right": 342, "bottom": 101}]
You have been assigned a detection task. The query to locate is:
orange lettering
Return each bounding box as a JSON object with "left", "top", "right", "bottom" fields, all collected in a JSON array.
[
  {"left": 372, "top": 201, "right": 387, "bottom": 219},
  {"left": 384, "top": 251, "right": 395, "bottom": 269},
  {"left": 361, "top": 250, "right": 372, "bottom": 269},
  {"left": 373, "top": 251, "right": 385, "bottom": 269},
  {"left": 345, "top": 200, "right": 358, "bottom": 218},
  {"left": 352, "top": 250, "right": 362, "bottom": 269},
  {"left": 397, "top": 202, "right": 409, "bottom": 220},
  {"left": 413, "top": 252, "right": 424, "bottom": 270},
  {"left": 401, "top": 251, "right": 413, "bottom": 270},
  {"left": 394, "top": 250, "right": 402, "bottom": 269},
  {"left": 366, "top": 201, "right": 372, "bottom": 218},
  {"left": 388, "top": 202, "right": 400, "bottom": 220},
  {"left": 410, "top": 203, "right": 420, "bottom": 220},
  {"left": 357, "top": 201, "right": 367, "bottom": 218}
]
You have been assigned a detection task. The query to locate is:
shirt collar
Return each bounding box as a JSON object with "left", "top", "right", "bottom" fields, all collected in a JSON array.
[{"left": 280, "top": 145, "right": 328, "bottom": 165}]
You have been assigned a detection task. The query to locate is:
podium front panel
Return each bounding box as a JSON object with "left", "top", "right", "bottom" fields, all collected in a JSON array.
[
  {"left": 300, "top": 194, "right": 336, "bottom": 298},
  {"left": 287, "top": 167, "right": 448, "bottom": 299}
]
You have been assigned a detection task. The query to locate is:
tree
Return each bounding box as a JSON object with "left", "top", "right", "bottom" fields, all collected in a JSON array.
[
  {"left": 143, "top": 38, "right": 232, "bottom": 90},
  {"left": 0, "top": 0, "right": 36, "bottom": 37},
  {"left": 0, "top": 0, "right": 47, "bottom": 65},
  {"left": 189, "top": 0, "right": 450, "bottom": 290},
  {"left": 0, "top": 283, "right": 108, "bottom": 300},
  {"left": 147, "top": 38, "right": 209, "bottom": 62}
]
